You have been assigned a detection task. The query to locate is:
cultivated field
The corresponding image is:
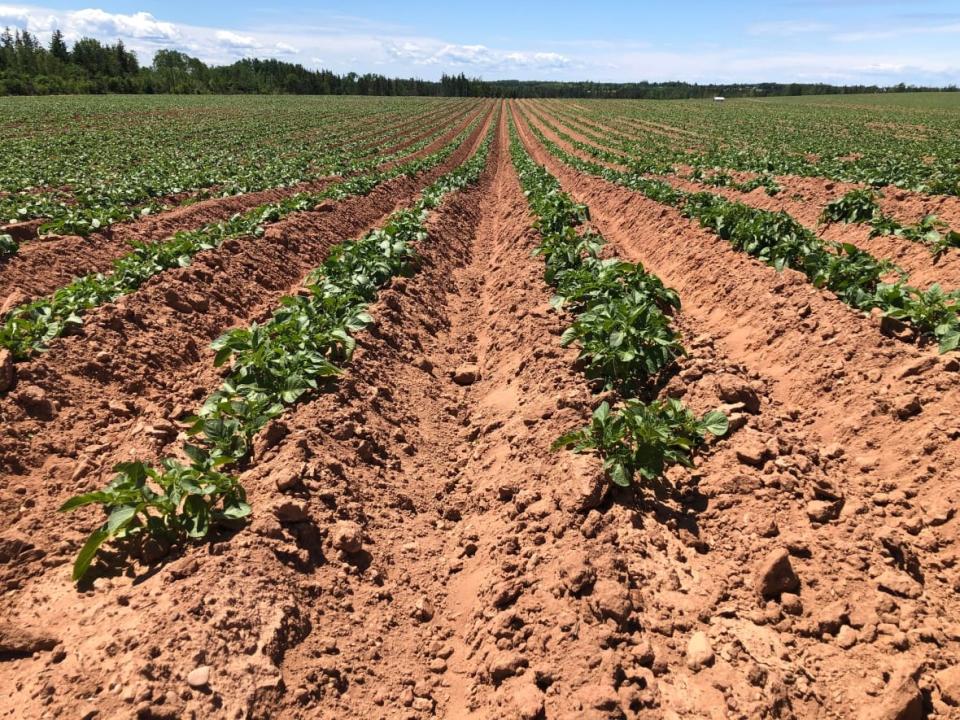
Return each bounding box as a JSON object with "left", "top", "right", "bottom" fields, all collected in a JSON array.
[{"left": 1, "top": 93, "right": 959, "bottom": 719}]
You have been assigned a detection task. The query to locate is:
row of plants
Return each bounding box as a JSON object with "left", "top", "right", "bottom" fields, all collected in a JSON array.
[
  {"left": 1, "top": 99, "right": 481, "bottom": 240},
  {"left": 0, "top": 111, "right": 490, "bottom": 362},
  {"left": 0, "top": 105, "right": 462, "bottom": 260},
  {"left": 820, "top": 189, "right": 960, "bottom": 258},
  {"left": 528, "top": 103, "right": 782, "bottom": 197},
  {"left": 61, "top": 112, "right": 498, "bottom": 582},
  {"left": 536, "top": 103, "right": 955, "bottom": 265},
  {"left": 517, "top": 108, "right": 960, "bottom": 353},
  {"left": 553, "top": 97, "right": 960, "bottom": 198},
  {"left": 508, "top": 114, "right": 727, "bottom": 490}
]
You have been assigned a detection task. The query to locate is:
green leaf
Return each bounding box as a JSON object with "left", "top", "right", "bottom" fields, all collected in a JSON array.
[
  {"left": 60, "top": 491, "right": 113, "bottom": 512},
  {"left": 701, "top": 410, "right": 729, "bottom": 437},
  {"left": 72, "top": 527, "right": 110, "bottom": 581},
  {"left": 938, "top": 327, "right": 960, "bottom": 354},
  {"left": 609, "top": 461, "right": 631, "bottom": 487},
  {"left": 106, "top": 505, "right": 138, "bottom": 534}
]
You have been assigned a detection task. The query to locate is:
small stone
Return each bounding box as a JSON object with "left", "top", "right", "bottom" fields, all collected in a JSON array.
[
  {"left": 557, "top": 453, "right": 607, "bottom": 513},
  {"left": 273, "top": 501, "right": 308, "bottom": 523},
  {"left": 837, "top": 625, "right": 858, "bottom": 649},
  {"left": 331, "top": 521, "right": 363, "bottom": 553},
  {"left": 274, "top": 468, "right": 301, "bottom": 492},
  {"left": 860, "top": 668, "right": 923, "bottom": 720},
  {"left": 1, "top": 289, "right": 29, "bottom": 316},
  {"left": 892, "top": 394, "right": 922, "bottom": 420},
  {"left": 716, "top": 374, "right": 761, "bottom": 413},
  {"left": 452, "top": 363, "right": 480, "bottom": 386},
  {"left": 186, "top": 666, "right": 210, "bottom": 688},
  {"left": 413, "top": 597, "right": 435, "bottom": 623},
  {"left": 736, "top": 432, "right": 769, "bottom": 467},
  {"left": 428, "top": 657, "right": 447, "bottom": 673},
  {"left": 509, "top": 683, "right": 544, "bottom": 720},
  {"left": 806, "top": 499, "right": 839, "bottom": 524},
  {"left": 559, "top": 551, "right": 596, "bottom": 596},
  {"left": 815, "top": 600, "right": 849, "bottom": 635},
  {"left": 755, "top": 548, "right": 800, "bottom": 599},
  {"left": 0, "top": 623, "right": 57, "bottom": 656},
  {"left": 588, "top": 579, "right": 632, "bottom": 626},
  {"left": 414, "top": 356, "right": 433, "bottom": 373},
  {"left": 686, "top": 631, "right": 715, "bottom": 671},
  {"left": 412, "top": 696, "right": 434, "bottom": 712},
  {"left": 15, "top": 384, "right": 53, "bottom": 418},
  {"left": 781, "top": 592, "right": 803, "bottom": 616}
]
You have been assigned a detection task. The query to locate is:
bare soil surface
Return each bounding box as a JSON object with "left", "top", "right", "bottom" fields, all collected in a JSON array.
[{"left": 1, "top": 103, "right": 959, "bottom": 720}]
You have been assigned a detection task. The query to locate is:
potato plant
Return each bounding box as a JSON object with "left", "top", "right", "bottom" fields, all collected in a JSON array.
[
  {"left": 509, "top": 115, "right": 726, "bottom": 491},
  {"left": 60, "top": 117, "right": 497, "bottom": 581},
  {"left": 523, "top": 114, "right": 960, "bottom": 354},
  {"left": 0, "top": 116, "right": 485, "bottom": 361}
]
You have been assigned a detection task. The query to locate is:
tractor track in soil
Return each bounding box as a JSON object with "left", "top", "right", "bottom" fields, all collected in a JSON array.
[
  {"left": 512, "top": 100, "right": 960, "bottom": 718},
  {"left": 0, "top": 102, "right": 486, "bottom": 306}
]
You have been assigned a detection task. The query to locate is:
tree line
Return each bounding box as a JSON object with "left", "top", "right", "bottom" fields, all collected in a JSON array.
[{"left": 1, "top": 28, "right": 955, "bottom": 98}]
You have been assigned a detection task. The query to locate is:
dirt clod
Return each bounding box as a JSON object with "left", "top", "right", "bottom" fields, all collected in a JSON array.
[{"left": 756, "top": 548, "right": 801, "bottom": 599}]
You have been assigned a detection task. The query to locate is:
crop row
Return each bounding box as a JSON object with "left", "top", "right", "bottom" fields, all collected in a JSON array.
[
  {"left": 517, "top": 106, "right": 960, "bottom": 353},
  {"left": 0, "top": 110, "right": 489, "bottom": 363},
  {"left": 508, "top": 112, "right": 727, "bottom": 490},
  {"left": 60, "top": 110, "right": 498, "bottom": 581},
  {"left": 531, "top": 103, "right": 960, "bottom": 267},
  {"left": 821, "top": 189, "right": 960, "bottom": 257},
  {"left": 0, "top": 97, "right": 478, "bottom": 240},
  {"left": 0, "top": 101, "right": 480, "bottom": 262},
  {"left": 546, "top": 97, "right": 960, "bottom": 197}
]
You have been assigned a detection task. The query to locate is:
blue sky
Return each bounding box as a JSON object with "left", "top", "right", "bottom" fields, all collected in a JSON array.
[{"left": 2, "top": 1, "right": 959, "bottom": 84}]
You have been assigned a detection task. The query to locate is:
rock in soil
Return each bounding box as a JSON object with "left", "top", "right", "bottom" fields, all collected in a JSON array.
[{"left": 755, "top": 548, "right": 801, "bottom": 599}]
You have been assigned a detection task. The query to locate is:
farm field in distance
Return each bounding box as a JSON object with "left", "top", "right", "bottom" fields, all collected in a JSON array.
[{"left": 1, "top": 92, "right": 959, "bottom": 719}]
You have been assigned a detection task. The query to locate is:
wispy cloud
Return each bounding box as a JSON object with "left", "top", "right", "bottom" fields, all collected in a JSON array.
[
  {"left": 833, "top": 21, "right": 960, "bottom": 42},
  {"left": 747, "top": 20, "right": 831, "bottom": 36},
  {"left": 384, "top": 40, "right": 571, "bottom": 70}
]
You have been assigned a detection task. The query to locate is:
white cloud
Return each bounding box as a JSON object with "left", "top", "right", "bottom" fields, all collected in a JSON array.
[
  {"left": 383, "top": 40, "right": 572, "bottom": 72},
  {"left": 833, "top": 22, "right": 960, "bottom": 43},
  {"left": 214, "top": 30, "right": 258, "bottom": 49},
  {"left": 70, "top": 9, "right": 178, "bottom": 41}
]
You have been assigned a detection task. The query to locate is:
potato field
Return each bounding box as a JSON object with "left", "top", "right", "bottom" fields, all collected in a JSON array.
[{"left": 1, "top": 93, "right": 959, "bottom": 719}]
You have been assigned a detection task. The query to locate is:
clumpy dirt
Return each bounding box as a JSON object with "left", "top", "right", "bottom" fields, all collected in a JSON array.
[{"left": 0, "top": 104, "right": 959, "bottom": 720}]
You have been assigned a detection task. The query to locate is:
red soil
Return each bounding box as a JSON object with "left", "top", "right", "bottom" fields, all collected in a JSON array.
[{"left": 0, "top": 102, "right": 958, "bottom": 720}]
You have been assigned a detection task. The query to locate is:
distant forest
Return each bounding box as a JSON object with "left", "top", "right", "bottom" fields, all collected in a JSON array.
[{"left": 1, "top": 28, "right": 956, "bottom": 98}]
